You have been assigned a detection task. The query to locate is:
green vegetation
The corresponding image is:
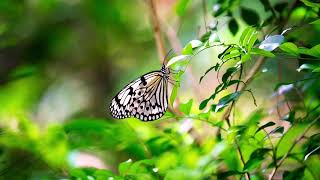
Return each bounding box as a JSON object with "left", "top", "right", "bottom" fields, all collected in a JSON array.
[{"left": 0, "top": 0, "right": 319, "bottom": 179}]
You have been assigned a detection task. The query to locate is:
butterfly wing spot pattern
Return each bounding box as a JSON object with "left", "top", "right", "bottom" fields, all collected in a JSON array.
[{"left": 109, "top": 65, "right": 170, "bottom": 121}]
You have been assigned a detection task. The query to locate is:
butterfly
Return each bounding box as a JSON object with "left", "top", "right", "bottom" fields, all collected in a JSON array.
[{"left": 109, "top": 64, "right": 176, "bottom": 121}]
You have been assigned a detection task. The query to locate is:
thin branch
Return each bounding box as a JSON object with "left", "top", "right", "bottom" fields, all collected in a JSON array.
[
  {"left": 268, "top": 115, "right": 320, "bottom": 180},
  {"left": 147, "top": 0, "right": 167, "bottom": 62}
]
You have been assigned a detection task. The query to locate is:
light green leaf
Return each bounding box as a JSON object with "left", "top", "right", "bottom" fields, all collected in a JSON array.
[
  {"left": 280, "top": 42, "right": 299, "bottom": 56},
  {"left": 182, "top": 43, "right": 193, "bottom": 55},
  {"left": 170, "top": 85, "right": 178, "bottom": 107},
  {"left": 175, "top": 0, "right": 191, "bottom": 16},
  {"left": 241, "top": 53, "right": 251, "bottom": 63},
  {"left": 119, "top": 159, "right": 133, "bottom": 176},
  {"left": 179, "top": 99, "right": 193, "bottom": 115},
  {"left": 251, "top": 48, "right": 275, "bottom": 57}
]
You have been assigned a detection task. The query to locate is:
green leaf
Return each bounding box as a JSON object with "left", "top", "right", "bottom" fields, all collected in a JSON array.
[
  {"left": 255, "top": 121, "right": 275, "bottom": 134},
  {"left": 240, "top": 27, "right": 255, "bottom": 47},
  {"left": 259, "top": 0, "right": 274, "bottom": 12},
  {"left": 244, "top": 148, "right": 271, "bottom": 171},
  {"left": 179, "top": 99, "right": 193, "bottom": 115},
  {"left": 241, "top": 53, "right": 251, "bottom": 63},
  {"left": 170, "top": 85, "right": 178, "bottom": 107},
  {"left": 240, "top": 7, "right": 260, "bottom": 25},
  {"left": 247, "top": 31, "right": 258, "bottom": 51},
  {"left": 308, "top": 44, "right": 320, "bottom": 58},
  {"left": 279, "top": 42, "right": 299, "bottom": 56},
  {"left": 175, "top": 0, "right": 191, "bottom": 16},
  {"left": 282, "top": 111, "right": 295, "bottom": 124},
  {"left": 222, "top": 67, "right": 238, "bottom": 83},
  {"left": 182, "top": 43, "right": 193, "bottom": 55},
  {"left": 215, "top": 92, "right": 241, "bottom": 112},
  {"left": 270, "top": 126, "right": 284, "bottom": 134},
  {"left": 251, "top": 48, "right": 275, "bottom": 57},
  {"left": 228, "top": 18, "right": 239, "bottom": 35},
  {"left": 283, "top": 166, "right": 306, "bottom": 180},
  {"left": 301, "top": 0, "right": 320, "bottom": 8},
  {"left": 119, "top": 159, "right": 133, "bottom": 176},
  {"left": 217, "top": 170, "right": 244, "bottom": 179},
  {"left": 222, "top": 51, "right": 241, "bottom": 60}
]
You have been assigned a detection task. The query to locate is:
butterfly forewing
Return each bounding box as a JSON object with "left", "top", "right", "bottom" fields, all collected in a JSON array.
[{"left": 110, "top": 71, "right": 169, "bottom": 121}]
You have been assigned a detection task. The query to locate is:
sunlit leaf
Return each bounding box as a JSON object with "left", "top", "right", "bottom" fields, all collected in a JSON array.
[
  {"left": 251, "top": 47, "right": 275, "bottom": 57},
  {"left": 280, "top": 42, "right": 299, "bottom": 56},
  {"left": 179, "top": 99, "right": 193, "bottom": 115},
  {"left": 175, "top": 0, "right": 191, "bottom": 16},
  {"left": 119, "top": 159, "right": 133, "bottom": 176},
  {"left": 170, "top": 84, "right": 178, "bottom": 107}
]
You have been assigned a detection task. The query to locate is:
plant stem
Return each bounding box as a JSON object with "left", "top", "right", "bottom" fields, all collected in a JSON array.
[{"left": 268, "top": 115, "right": 320, "bottom": 180}]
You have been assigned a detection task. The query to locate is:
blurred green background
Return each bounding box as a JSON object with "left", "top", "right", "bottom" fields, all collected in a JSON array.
[{"left": 0, "top": 0, "right": 319, "bottom": 179}]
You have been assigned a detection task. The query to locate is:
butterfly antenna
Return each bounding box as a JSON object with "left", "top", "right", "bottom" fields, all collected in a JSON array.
[{"left": 164, "top": 48, "right": 175, "bottom": 65}]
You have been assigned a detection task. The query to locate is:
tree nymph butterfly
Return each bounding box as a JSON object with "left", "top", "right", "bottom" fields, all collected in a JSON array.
[{"left": 109, "top": 64, "right": 175, "bottom": 121}]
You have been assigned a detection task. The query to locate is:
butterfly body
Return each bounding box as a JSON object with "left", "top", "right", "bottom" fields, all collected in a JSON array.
[{"left": 110, "top": 65, "right": 170, "bottom": 121}]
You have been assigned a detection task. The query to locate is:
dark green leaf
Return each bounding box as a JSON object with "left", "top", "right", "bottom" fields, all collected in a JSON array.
[
  {"left": 283, "top": 166, "right": 306, "bottom": 180},
  {"left": 217, "top": 170, "right": 244, "bottom": 179},
  {"left": 218, "top": 46, "right": 232, "bottom": 59},
  {"left": 215, "top": 92, "right": 241, "bottom": 112},
  {"left": 255, "top": 121, "right": 275, "bottom": 134},
  {"left": 200, "top": 31, "right": 211, "bottom": 42},
  {"left": 222, "top": 51, "right": 241, "bottom": 60},
  {"left": 282, "top": 111, "right": 295, "bottom": 123},
  {"left": 270, "top": 126, "right": 284, "bottom": 134},
  {"left": 222, "top": 67, "right": 238, "bottom": 83},
  {"left": 228, "top": 18, "right": 239, "bottom": 35},
  {"left": 179, "top": 99, "right": 193, "bottom": 115},
  {"left": 241, "top": 7, "right": 260, "bottom": 25},
  {"left": 259, "top": 0, "right": 273, "bottom": 12},
  {"left": 244, "top": 148, "right": 271, "bottom": 170}
]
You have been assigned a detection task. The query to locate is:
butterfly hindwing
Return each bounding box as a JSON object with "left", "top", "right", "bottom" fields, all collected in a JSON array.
[{"left": 110, "top": 71, "right": 168, "bottom": 121}]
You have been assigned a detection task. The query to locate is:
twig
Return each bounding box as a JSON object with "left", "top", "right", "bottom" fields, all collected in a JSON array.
[
  {"left": 268, "top": 115, "right": 320, "bottom": 180},
  {"left": 222, "top": 56, "right": 266, "bottom": 124},
  {"left": 147, "top": 0, "right": 167, "bottom": 62}
]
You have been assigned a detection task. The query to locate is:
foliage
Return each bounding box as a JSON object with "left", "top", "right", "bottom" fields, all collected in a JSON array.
[{"left": 0, "top": 0, "right": 319, "bottom": 179}]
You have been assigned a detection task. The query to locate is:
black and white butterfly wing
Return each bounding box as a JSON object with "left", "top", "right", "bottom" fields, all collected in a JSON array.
[{"left": 110, "top": 71, "right": 168, "bottom": 121}]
